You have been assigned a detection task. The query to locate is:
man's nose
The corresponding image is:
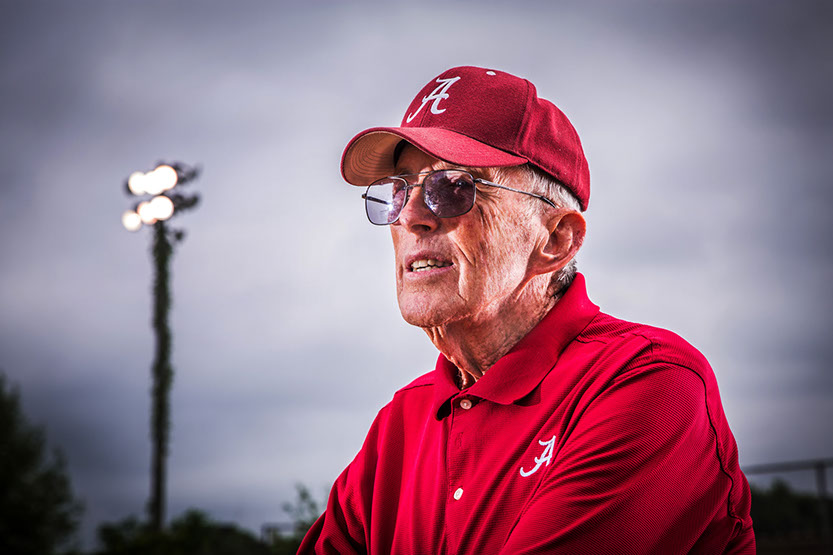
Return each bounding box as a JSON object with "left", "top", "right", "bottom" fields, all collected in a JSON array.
[{"left": 396, "top": 185, "right": 440, "bottom": 232}]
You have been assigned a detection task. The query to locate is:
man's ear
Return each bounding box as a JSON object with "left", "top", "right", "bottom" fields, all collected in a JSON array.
[{"left": 527, "top": 210, "right": 586, "bottom": 279}]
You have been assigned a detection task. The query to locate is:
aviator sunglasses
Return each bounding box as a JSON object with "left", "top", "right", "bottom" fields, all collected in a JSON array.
[{"left": 363, "top": 169, "right": 557, "bottom": 225}]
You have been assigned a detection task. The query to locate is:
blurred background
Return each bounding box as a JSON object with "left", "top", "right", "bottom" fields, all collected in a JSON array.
[{"left": 1, "top": 0, "right": 831, "bottom": 552}]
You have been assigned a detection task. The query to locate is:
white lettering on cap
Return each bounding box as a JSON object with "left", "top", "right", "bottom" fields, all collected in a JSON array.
[{"left": 405, "top": 76, "right": 461, "bottom": 123}]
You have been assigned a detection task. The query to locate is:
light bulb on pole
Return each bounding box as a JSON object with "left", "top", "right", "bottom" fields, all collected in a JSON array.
[{"left": 122, "top": 210, "right": 142, "bottom": 232}]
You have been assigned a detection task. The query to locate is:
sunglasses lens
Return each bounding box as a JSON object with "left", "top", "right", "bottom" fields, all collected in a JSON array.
[
  {"left": 364, "top": 171, "right": 476, "bottom": 225},
  {"left": 424, "top": 170, "right": 476, "bottom": 218},
  {"left": 365, "top": 178, "right": 408, "bottom": 225}
]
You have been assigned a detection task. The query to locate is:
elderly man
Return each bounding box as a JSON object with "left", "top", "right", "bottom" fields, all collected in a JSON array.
[{"left": 300, "top": 66, "right": 755, "bottom": 554}]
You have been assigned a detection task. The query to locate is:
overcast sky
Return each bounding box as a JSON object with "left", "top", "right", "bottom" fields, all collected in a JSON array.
[{"left": 1, "top": 0, "right": 831, "bottom": 548}]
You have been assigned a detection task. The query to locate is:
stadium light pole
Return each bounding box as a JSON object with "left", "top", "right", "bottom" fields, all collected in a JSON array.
[{"left": 122, "top": 162, "right": 200, "bottom": 532}]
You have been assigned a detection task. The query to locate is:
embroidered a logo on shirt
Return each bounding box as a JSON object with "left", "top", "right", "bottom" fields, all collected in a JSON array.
[
  {"left": 519, "top": 435, "right": 556, "bottom": 477},
  {"left": 405, "top": 76, "right": 461, "bottom": 123}
]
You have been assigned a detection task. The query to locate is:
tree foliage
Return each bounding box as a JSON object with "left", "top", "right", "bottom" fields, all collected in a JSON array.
[
  {"left": 0, "top": 372, "right": 82, "bottom": 554},
  {"left": 96, "top": 510, "right": 272, "bottom": 555},
  {"left": 751, "top": 478, "right": 832, "bottom": 544},
  {"left": 281, "top": 483, "right": 323, "bottom": 539},
  {"left": 95, "top": 485, "right": 325, "bottom": 555},
  {"left": 267, "top": 483, "right": 325, "bottom": 554}
]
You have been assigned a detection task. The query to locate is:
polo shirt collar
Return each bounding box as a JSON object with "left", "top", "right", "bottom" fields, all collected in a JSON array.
[{"left": 431, "top": 273, "right": 600, "bottom": 418}]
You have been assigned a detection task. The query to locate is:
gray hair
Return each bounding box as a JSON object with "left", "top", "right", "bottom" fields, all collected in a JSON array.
[{"left": 493, "top": 164, "right": 582, "bottom": 300}]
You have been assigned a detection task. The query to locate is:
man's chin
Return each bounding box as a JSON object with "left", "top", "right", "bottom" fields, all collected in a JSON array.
[{"left": 397, "top": 296, "right": 463, "bottom": 329}]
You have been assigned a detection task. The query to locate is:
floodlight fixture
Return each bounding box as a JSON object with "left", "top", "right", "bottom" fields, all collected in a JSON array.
[{"left": 122, "top": 161, "right": 200, "bottom": 231}]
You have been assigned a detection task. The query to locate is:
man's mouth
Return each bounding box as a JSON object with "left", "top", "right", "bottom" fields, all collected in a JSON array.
[{"left": 410, "top": 259, "right": 453, "bottom": 272}]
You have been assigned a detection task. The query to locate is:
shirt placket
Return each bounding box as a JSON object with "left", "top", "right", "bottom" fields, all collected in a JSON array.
[{"left": 444, "top": 393, "right": 478, "bottom": 553}]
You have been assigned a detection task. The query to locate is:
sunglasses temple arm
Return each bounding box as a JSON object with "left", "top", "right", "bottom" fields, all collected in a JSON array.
[
  {"left": 362, "top": 194, "right": 392, "bottom": 206},
  {"left": 476, "top": 179, "right": 558, "bottom": 208}
]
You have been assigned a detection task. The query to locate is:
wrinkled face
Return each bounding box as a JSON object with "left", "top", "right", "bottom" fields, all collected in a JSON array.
[{"left": 390, "top": 145, "right": 544, "bottom": 329}]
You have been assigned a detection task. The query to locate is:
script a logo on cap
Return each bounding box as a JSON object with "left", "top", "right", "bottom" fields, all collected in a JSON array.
[{"left": 405, "top": 76, "right": 461, "bottom": 123}]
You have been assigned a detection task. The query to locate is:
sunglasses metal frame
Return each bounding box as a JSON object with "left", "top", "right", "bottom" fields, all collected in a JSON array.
[{"left": 362, "top": 169, "right": 557, "bottom": 226}]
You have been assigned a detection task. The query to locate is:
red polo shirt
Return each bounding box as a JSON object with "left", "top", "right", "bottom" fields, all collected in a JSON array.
[{"left": 300, "top": 275, "right": 755, "bottom": 554}]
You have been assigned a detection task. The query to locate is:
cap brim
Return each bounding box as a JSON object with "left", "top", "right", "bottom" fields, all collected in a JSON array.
[{"left": 341, "top": 127, "right": 528, "bottom": 186}]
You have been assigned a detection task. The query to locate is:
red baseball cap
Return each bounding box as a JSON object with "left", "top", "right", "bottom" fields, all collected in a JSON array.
[{"left": 341, "top": 65, "right": 590, "bottom": 211}]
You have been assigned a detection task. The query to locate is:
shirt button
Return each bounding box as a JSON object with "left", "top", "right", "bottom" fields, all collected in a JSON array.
[
  {"left": 453, "top": 487, "right": 464, "bottom": 500},
  {"left": 459, "top": 398, "right": 472, "bottom": 410}
]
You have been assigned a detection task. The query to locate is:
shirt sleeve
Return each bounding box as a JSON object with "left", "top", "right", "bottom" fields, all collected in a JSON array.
[{"left": 498, "top": 363, "right": 753, "bottom": 555}]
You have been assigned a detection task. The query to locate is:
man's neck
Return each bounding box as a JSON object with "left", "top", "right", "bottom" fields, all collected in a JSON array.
[{"left": 422, "top": 289, "right": 557, "bottom": 388}]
